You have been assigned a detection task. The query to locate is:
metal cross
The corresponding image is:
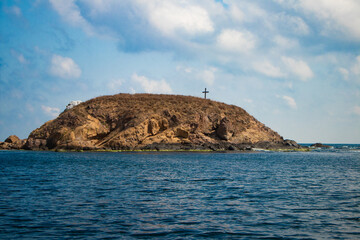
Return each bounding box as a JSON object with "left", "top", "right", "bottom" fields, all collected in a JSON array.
[{"left": 202, "top": 88, "right": 209, "bottom": 99}]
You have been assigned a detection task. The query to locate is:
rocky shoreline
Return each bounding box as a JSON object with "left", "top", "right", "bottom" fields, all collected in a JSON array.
[
  {"left": 0, "top": 134, "right": 305, "bottom": 152},
  {"left": 0, "top": 135, "right": 26, "bottom": 150}
]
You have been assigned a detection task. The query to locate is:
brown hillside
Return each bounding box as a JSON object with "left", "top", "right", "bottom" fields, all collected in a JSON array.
[{"left": 25, "top": 94, "right": 297, "bottom": 151}]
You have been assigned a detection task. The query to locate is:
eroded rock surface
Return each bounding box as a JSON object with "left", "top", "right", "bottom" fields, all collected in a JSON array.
[
  {"left": 5, "top": 135, "right": 21, "bottom": 144},
  {"left": 0, "top": 135, "right": 25, "bottom": 149},
  {"left": 216, "top": 117, "right": 233, "bottom": 140},
  {"left": 22, "top": 94, "right": 301, "bottom": 151}
]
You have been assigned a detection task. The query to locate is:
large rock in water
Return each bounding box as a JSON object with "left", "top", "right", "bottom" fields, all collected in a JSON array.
[
  {"left": 0, "top": 135, "right": 25, "bottom": 149},
  {"left": 310, "top": 143, "right": 331, "bottom": 148},
  {"left": 25, "top": 94, "right": 299, "bottom": 151}
]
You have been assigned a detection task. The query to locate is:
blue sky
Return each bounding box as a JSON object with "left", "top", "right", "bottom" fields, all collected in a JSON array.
[{"left": 1, "top": 0, "right": 360, "bottom": 143}]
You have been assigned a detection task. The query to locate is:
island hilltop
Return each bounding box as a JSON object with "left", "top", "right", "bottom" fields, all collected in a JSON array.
[{"left": 4, "top": 94, "right": 302, "bottom": 151}]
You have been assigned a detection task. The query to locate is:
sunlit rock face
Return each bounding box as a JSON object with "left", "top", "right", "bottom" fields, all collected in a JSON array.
[{"left": 25, "top": 93, "right": 300, "bottom": 151}]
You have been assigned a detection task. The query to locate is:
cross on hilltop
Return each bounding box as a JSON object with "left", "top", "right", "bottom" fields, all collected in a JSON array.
[{"left": 202, "top": 88, "right": 209, "bottom": 99}]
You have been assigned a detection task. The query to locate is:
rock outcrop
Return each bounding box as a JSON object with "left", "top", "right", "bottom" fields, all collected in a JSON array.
[
  {"left": 22, "top": 94, "right": 301, "bottom": 151},
  {"left": 0, "top": 135, "right": 25, "bottom": 149},
  {"left": 310, "top": 143, "right": 332, "bottom": 149},
  {"left": 216, "top": 117, "right": 233, "bottom": 140},
  {"left": 5, "top": 135, "right": 21, "bottom": 144}
]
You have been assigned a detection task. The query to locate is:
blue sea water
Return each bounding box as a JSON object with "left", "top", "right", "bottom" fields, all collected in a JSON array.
[{"left": 0, "top": 147, "right": 359, "bottom": 239}]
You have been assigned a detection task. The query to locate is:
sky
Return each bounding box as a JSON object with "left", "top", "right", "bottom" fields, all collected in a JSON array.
[{"left": 1, "top": 0, "right": 360, "bottom": 143}]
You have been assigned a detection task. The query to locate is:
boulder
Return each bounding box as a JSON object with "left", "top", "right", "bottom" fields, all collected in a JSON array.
[
  {"left": 1, "top": 135, "right": 25, "bottom": 149},
  {"left": 228, "top": 145, "right": 236, "bottom": 151},
  {"left": 216, "top": 117, "right": 233, "bottom": 140},
  {"left": 0, "top": 142, "right": 11, "bottom": 150},
  {"left": 24, "top": 138, "right": 47, "bottom": 150},
  {"left": 284, "top": 139, "right": 301, "bottom": 148},
  {"left": 5, "top": 135, "right": 21, "bottom": 144},
  {"left": 176, "top": 128, "right": 189, "bottom": 138},
  {"left": 160, "top": 118, "right": 169, "bottom": 131},
  {"left": 170, "top": 114, "right": 180, "bottom": 126},
  {"left": 148, "top": 119, "right": 160, "bottom": 135}
]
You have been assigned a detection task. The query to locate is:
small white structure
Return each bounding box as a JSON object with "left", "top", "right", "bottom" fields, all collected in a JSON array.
[{"left": 65, "top": 100, "right": 82, "bottom": 110}]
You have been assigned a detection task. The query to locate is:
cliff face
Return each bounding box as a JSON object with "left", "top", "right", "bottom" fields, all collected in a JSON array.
[{"left": 25, "top": 94, "right": 297, "bottom": 151}]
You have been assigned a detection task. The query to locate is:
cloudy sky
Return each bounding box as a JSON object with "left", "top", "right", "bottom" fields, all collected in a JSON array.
[{"left": 1, "top": 0, "right": 360, "bottom": 143}]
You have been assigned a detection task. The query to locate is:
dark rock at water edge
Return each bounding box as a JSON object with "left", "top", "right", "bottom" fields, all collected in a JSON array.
[
  {"left": 284, "top": 139, "right": 302, "bottom": 148},
  {"left": 24, "top": 138, "right": 48, "bottom": 150},
  {"left": 310, "top": 143, "right": 332, "bottom": 148},
  {"left": 109, "top": 141, "right": 302, "bottom": 152}
]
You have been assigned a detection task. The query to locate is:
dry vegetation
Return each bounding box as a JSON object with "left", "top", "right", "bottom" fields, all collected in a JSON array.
[{"left": 26, "top": 94, "right": 293, "bottom": 151}]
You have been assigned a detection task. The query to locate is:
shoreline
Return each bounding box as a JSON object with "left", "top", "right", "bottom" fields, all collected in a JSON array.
[{"left": 0, "top": 147, "right": 310, "bottom": 153}]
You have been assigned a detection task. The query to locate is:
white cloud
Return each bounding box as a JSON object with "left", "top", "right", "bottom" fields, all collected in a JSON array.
[
  {"left": 226, "top": 1, "right": 267, "bottom": 22},
  {"left": 253, "top": 61, "right": 285, "bottom": 78},
  {"left": 229, "top": 5, "right": 244, "bottom": 22},
  {"left": 41, "top": 105, "right": 60, "bottom": 118},
  {"left": 107, "top": 79, "right": 123, "bottom": 93},
  {"left": 284, "top": 81, "right": 293, "bottom": 90},
  {"left": 17, "top": 54, "right": 27, "bottom": 64},
  {"left": 143, "top": 1, "right": 214, "bottom": 36},
  {"left": 129, "top": 87, "right": 136, "bottom": 94},
  {"left": 282, "top": 96, "right": 297, "bottom": 109},
  {"left": 290, "top": 0, "right": 360, "bottom": 40},
  {"left": 11, "top": 89, "right": 23, "bottom": 99},
  {"left": 26, "top": 103, "right": 34, "bottom": 113},
  {"left": 178, "top": 65, "right": 216, "bottom": 86},
  {"left": 132, "top": 73, "right": 172, "bottom": 94},
  {"left": 217, "top": 29, "right": 256, "bottom": 53},
  {"left": 25, "top": 103, "right": 35, "bottom": 112},
  {"left": 11, "top": 50, "right": 27, "bottom": 64},
  {"left": 49, "top": 54, "right": 81, "bottom": 79},
  {"left": 338, "top": 67, "right": 349, "bottom": 80},
  {"left": 176, "top": 65, "right": 193, "bottom": 73},
  {"left": 5, "top": 6, "right": 22, "bottom": 17},
  {"left": 78, "top": 0, "right": 112, "bottom": 15},
  {"left": 276, "top": 13, "right": 310, "bottom": 35},
  {"left": 282, "top": 56, "right": 314, "bottom": 81},
  {"left": 353, "top": 106, "right": 360, "bottom": 116},
  {"left": 273, "top": 35, "right": 298, "bottom": 49},
  {"left": 49, "top": 0, "right": 94, "bottom": 35},
  {"left": 12, "top": 6, "right": 22, "bottom": 16},
  {"left": 351, "top": 56, "right": 360, "bottom": 75},
  {"left": 184, "top": 68, "right": 193, "bottom": 73},
  {"left": 198, "top": 67, "right": 217, "bottom": 86}
]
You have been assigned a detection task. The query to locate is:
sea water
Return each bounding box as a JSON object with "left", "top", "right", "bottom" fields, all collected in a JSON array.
[{"left": 0, "top": 146, "right": 359, "bottom": 239}]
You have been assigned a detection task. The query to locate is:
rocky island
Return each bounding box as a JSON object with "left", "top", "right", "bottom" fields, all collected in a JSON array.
[{"left": 1, "top": 94, "right": 302, "bottom": 151}]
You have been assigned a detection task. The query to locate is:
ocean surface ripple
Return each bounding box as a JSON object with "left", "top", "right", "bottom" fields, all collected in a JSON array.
[{"left": 1, "top": 148, "right": 359, "bottom": 239}]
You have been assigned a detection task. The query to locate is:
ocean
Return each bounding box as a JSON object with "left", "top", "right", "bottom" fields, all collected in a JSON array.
[{"left": 1, "top": 146, "right": 359, "bottom": 239}]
